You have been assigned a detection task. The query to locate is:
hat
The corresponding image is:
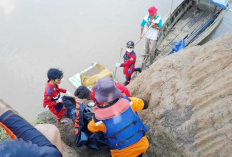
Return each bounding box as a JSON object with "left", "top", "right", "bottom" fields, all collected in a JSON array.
[
  {"left": 148, "top": 6, "right": 158, "bottom": 16},
  {"left": 93, "top": 77, "right": 121, "bottom": 103},
  {"left": 127, "top": 41, "right": 134, "bottom": 47}
]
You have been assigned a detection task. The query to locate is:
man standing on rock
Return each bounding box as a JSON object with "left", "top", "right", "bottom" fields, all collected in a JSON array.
[
  {"left": 88, "top": 77, "right": 149, "bottom": 157},
  {"left": 140, "top": 6, "right": 162, "bottom": 67}
]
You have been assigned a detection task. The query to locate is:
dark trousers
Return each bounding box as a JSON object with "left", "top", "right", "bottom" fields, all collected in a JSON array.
[
  {"left": 138, "top": 153, "right": 143, "bottom": 157},
  {"left": 110, "top": 153, "right": 143, "bottom": 157}
]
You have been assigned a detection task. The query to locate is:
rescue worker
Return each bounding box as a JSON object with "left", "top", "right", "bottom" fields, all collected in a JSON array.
[
  {"left": 140, "top": 6, "right": 162, "bottom": 67},
  {"left": 88, "top": 77, "right": 149, "bottom": 157},
  {"left": 74, "top": 81, "right": 130, "bottom": 105},
  {"left": 43, "top": 68, "right": 72, "bottom": 124},
  {"left": 0, "top": 100, "right": 63, "bottom": 157},
  {"left": 115, "top": 41, "right": 141, "bottom": 86}
]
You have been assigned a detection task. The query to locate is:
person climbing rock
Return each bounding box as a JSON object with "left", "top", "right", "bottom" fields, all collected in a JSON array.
[
  {"left": 88, "top": 77, "right": 149, "bottom": 157},
  {"left": 43, "top": 68, "right": 72, "bottom": 124},
  {"left": 0, "top": 101, "right": 63, "bottom": 157},
  {"left": 115, "top": 41, "right": 141, "bottom": 86},
  {"left": 140, "top": 6, "right": 162, "bottom": 67}
]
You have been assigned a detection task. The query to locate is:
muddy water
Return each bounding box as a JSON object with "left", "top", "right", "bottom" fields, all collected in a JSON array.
[{"left": 0, "top": 0, "right": 231, "bottom": 121}]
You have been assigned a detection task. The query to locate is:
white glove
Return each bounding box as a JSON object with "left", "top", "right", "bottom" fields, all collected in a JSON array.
[
  {"left": 115, "top": 63, "right": 121, "bottom": 67},
  {"left": 88, "top": 102, "right": 95, "bottom": 107},
  {"left": 66, "top": 90, "right": 72, "bottom": 96},
  {"left": 57, "top": 97, "right": 63, "bottom": 103}
]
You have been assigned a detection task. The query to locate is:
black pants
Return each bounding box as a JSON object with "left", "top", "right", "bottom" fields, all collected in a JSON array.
[
  {"left": 110, "top": 153, "right": 143, "bottom": 157},
  {"left": 137, "top": 153, "right": 143, "bottom": 157}
]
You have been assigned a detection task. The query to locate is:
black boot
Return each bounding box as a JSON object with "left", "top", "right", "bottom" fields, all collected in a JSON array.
[
  {"left": 123, "top": 82, "right": 129, "bottom": 86},
  {"left": 134, "top": 67, "right": 142, "bottom": 73}
]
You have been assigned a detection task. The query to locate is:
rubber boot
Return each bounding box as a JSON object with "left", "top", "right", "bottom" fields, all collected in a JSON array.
[
  {"left": 146, "top": 54, "right": 154, "bottom": 67},
  {"left": 134, "top": 67, "right": 142, "bottom": 73},
  {"left": 123, "top": 82, "right": 129, "bottom": 86}
]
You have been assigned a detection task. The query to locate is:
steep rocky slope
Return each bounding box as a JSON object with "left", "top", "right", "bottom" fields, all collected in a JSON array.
[{"left": 128, "top": 31, "right": 232, "bottom": 157}]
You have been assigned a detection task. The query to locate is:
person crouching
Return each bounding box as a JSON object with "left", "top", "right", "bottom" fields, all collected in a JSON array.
[{"left": 88, "top": 77, "right": 149, "bottom": 157}]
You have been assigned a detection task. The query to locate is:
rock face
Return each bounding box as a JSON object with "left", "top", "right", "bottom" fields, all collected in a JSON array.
[{"left": 128, "top": 31, "right": 232, "bottom": 157}]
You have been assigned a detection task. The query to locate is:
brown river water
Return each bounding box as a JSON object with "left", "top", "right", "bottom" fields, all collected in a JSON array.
[{"left": 0, "top": 0, "right": 232, "bottom": 121}]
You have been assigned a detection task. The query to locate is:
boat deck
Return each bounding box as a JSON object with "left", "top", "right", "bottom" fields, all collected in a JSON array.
[{"left": 157, "top": 5, "right": 215, "bottom": 57}]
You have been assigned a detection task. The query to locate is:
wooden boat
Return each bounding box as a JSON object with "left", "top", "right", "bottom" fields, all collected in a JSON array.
[
  {"left": 69, "top": 62, "right": 114, "bottom": 88},
  {"left": 142, "top": 0, "right": 230, "bottom": 63}
]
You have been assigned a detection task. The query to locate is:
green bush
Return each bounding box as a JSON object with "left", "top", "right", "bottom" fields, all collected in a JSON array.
[{"left": 0, "top": 127, "right": 9, "bottom": 141}]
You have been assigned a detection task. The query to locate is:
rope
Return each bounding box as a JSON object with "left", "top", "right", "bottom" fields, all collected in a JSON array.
[
  {"left": 169, "top": 0, "right": 174, "bottom": 24},
  {"left": 113, "top": 48, "right": 123, "bottom": 79},
  {"left": 134, "top": 25, "right": 152, "bottom": 47}
]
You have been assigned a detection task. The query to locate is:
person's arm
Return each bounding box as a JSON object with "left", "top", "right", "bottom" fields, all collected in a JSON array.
[
  {"left": 56, "top": 84, "right": 66, "bottom": 93},
  {"left": 88, "top": 116, "right": 106, "bottom": 133},
  {"left": 0, "top": 139, "right": 62, "bottom": 157},
  {"left": 129, "top": 97, "right": 149, "bottom": 112},
  {"left": 140, "top": 27, "right": 144, "bottom": 38},
  {"left": 152, "top": 24, "right": 162, "bottom": 30},
  {"left": 115, "top": 83, "right": 131, "bottom": 97},
  {"left": 59, "top": 88, "right": 66, "bottom": 93},
  {"left": 121, "top": 55, "right": 136, "bottom": 67},
  {"left": 152, "top": 18, "right": 162, "bottom": 30},
  {"left": 0, "top": 101, "right": 63, "bottom": 157},
  {"left": 43, "top": 93, "right": 57, "bottom": 108},
  {"left": 140, "top": 18, "right": 146, "bottom": 38}
]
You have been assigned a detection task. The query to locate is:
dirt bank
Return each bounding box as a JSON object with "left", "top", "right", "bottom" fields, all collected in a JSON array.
[{"left": 128, "top": 31, "right": 232, "bottom": 157}]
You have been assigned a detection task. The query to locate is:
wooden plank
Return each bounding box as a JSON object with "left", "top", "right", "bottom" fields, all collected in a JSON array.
[
  {"left": 157, "top": 8, "right": 205, "bottom": 55},
  {"left": 188, "top": 9, "right": 227, "bottom": 47},
  {"left": 156, "top": 11, "right": 216, "bottom": 59},
  {"left": 173, "top": 9, "right": 207, "bottom": 42},
  {"left": 156, "top": 10, "right": 208, "bottom": 58},
  {"left": 157, "top": 6, "right": 197, "bottom": 51},
  {"left": 191, "top": 12, "right": 214, "bottom": 34},
  {"left": 162, "top": 1, "right": 193, "bottom": 36},
  {"left": 157, "top": 1, "right": 194, "bottom": 47}
]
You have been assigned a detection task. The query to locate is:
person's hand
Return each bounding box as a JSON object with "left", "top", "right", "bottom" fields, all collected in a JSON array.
[
  {"left": 66, "top": 90, "right": 72, "bottom": 96},
  {"left": 151, "top": 23, "right": 157, "bottom": 28},
  {"left": 115, "top": 63, "right": 121, "bottom": 67},
  {"left": 140, "top": 35, "right": 143, "bottom": 39},
  {"left": 56, "top": 97, "right": 63, "bottom": 103}
]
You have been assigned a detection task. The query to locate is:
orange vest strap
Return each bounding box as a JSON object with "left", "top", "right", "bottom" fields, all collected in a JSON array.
[{"left": 0, "top": 122, "right": 16, "bottom": 140}]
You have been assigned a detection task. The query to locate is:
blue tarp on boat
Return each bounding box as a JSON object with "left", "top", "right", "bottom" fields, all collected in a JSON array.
[
  {"left": 208, "top": 0, "right": 229, "bottom": 9},
  {"left": 170, "top": 40, "right": 185, "bottom": 54}
]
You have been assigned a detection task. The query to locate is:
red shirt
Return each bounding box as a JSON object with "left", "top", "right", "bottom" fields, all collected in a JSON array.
[
  {"left": 43, "top": 80, "right": 66, "bottom": 108},
  {"left": 91, "top": 82, "right": 130, "bottom": 104}
]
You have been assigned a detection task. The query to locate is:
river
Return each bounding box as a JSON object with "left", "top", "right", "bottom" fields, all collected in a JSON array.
[{"left": 0, "top": 0, "right": 232, "bottom": 121}]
